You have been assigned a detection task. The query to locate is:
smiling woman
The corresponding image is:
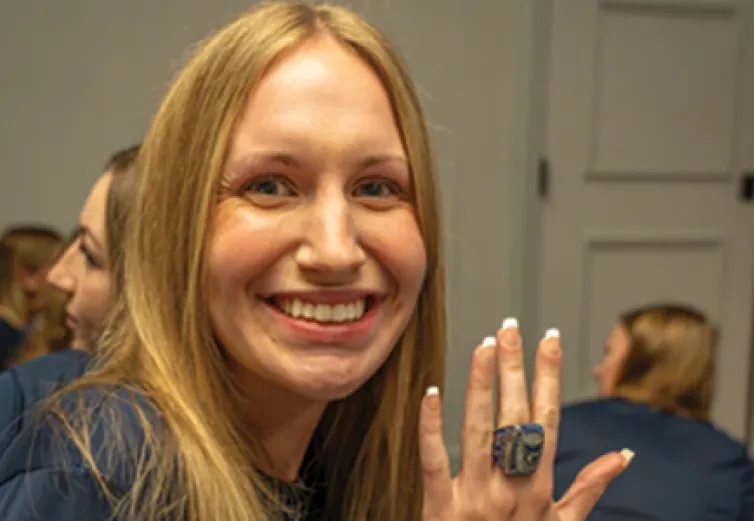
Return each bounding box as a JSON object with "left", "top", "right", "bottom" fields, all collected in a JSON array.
[{"left": 0, "top": 3, "right": 628, "bottom": 521}]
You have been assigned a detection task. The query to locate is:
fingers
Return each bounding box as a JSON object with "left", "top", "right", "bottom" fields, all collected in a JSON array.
[
  {"left": 532, "top": 329, "right": 562, "bottom": 471},
  {"left": 555, "top": 449, "right": 635, "bottom": 521},
  {"left": 419, "top": 386, "right": 453, "bottom": 518},
  {"left": 496, "top": 318, "right": 530, "bottom": 428},
  {"left": 460, "top": 337, "right": 496, "bottom": 486}
]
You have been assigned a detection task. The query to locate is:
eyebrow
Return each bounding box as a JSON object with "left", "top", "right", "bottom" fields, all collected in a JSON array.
[
  {"left": 225, "top": 151, "right": 409, "bottom": 174},
  {"left": 74, "top": 225, "right": 103, "bottom": 251}
]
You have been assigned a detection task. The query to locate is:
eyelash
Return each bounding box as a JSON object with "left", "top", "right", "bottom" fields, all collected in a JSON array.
[
  {"left": 78, "top": 242, "right": 99, "bottom": 269},
  {"left": 242, "top": 175, "right": 403, "bottom": 199},
  {"left": 242, "top": 175, "right": 293, "bottom": 197}
]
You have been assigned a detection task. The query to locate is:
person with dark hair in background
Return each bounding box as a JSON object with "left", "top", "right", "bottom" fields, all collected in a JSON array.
[{"left": 555, "top": 303, "right": 754, "bottom": 520}]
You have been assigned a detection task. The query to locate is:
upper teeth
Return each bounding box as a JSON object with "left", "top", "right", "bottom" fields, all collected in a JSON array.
[{"left": 278, "top": 298, "right": 366, "bottom": 323}]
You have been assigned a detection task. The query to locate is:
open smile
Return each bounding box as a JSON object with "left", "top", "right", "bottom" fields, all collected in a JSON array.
[{"left": 260, "top": 291, "right": 383, "bottom": 344}]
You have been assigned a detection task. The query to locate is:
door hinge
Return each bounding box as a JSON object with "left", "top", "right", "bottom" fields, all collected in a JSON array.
[
  {"left": 740, "top": 172, "right": 754, "bottom": 203},
  {"left": 537, "top": 156, "right": 550, "bottom": 199}
]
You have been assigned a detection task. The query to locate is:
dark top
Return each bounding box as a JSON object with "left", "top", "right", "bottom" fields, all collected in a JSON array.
[
  {"left": 554, "top": 397, "right": 754, "bottom": 521},
  {"left": 0, "top": 350, "right": 328, "bottom": 520},
  {"left": 0, "top": 318, "right": 24, "bottom": 370}
]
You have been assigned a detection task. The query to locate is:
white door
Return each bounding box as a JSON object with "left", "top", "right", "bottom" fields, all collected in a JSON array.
[{"left": 536, "top": 0, "right": 754, "bottom": 448}]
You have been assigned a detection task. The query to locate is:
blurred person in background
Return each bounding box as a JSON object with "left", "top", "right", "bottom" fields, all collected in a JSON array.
[
  {"left": 0, "top": 239, "right": 27, "bottom": 368},
  {"left": 555, "top": 303, "right": 754, "bottom": 520},
  {"left": 1, "top": 225, "right": 64, "bottom": 316},
  {"left": 6, "top": 270, "right": 72, "bottom": 366},
  {"left": 47, "top": 144, "right": 139, "bottom": 350}
]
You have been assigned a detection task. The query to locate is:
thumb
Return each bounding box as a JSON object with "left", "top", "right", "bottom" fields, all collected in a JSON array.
[{"left": 554, "top": 449, "right": 634, "bottom": 521}]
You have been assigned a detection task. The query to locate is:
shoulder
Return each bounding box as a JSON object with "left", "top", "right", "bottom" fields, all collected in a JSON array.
[
  {"left": 0, "top": 319, "right": 24, "bottom": 368},
  {"left": 2, "top": 380, "right": 159, "bottom": 482},
  {"left": 0, "top": 350, "right": 93, "bottom": 449},
  {"left": 0, "top": 358, "right": 161, "bottom": 520},
  {"left": 560, "top": 397, "right": 617, "bottom": 424}
]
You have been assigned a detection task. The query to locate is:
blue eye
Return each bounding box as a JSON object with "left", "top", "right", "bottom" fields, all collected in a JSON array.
[
  {"left": 243, "top": 176, "right": 293, "bottom": 197},
  {"left": 355, "top": 181, "right": 398, "bottom": 198}
]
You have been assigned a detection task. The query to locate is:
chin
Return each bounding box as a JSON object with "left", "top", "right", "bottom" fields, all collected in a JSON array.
[
  {"left": 297, "top": 383, "right": 361, "bottom": 402},
  {"left": 286, "top": 358, "right": 385, "bottom": 402}
]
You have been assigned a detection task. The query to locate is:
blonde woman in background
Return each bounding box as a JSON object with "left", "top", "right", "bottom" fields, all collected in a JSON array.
[
  {"left": 555, "top": 303, "right": 754, "bottom": 520},
  {"left": 0, "top": 4, "right": 631, "bottom": 521},
  {"left": 47, "top": 144, "right": 139, "bottom": 350}
]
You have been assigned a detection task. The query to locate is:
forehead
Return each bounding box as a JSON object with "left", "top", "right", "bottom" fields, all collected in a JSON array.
[
  {"left": 79, "top": 172, "right": 112, "bottom": 235},
  {"left": 608, "top": 323, "right": 630, "bottom": 347},
  {"left": 230, "top": 35, "right": 404, "bottom": 156}
]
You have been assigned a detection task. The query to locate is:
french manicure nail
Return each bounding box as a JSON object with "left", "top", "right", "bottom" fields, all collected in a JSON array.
[
  {"left": 620, "top": 448, "right": 635, "bottom": 467},
  {"left": 502, "top": 317, "right": 518, "bottom": 330},
  {"left": 481, "top": 336, "right": 496, "bottom": 348},
  {"left": 543, "top": 328, "right": 560, "bottom": 355},
  {"left": 425, "top": 386, "right": 440, "bottom": 397}
]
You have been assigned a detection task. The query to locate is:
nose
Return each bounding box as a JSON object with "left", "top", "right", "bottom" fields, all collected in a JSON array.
[
  {"left": 295, "top": 192, "right": 366, "bottom": 282},
  {"left": 46, "top": 242, "right": 78, "bottom": 295}
]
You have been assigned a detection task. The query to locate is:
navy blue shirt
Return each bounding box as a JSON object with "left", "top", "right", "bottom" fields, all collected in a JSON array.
[
  {"left": 555, "top": 398, "right": 754, "bottom": 520},
  {"left": 0, "top": 319, "right": 24, "bottom": 370},
  {"left": 0, "top": 350, "right": 328, "bottom": 520}
]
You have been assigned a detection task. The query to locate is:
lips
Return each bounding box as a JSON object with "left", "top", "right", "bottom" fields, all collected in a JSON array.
[{"left": 65, "top": 313, "right": 79, "bottom": 330}]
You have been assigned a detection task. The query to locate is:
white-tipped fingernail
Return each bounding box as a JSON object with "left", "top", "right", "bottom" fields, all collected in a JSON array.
[
  {"left": 502, "top": 317, "right": 518, "bottom": 330},
  {"left": 482, "top": 336, "right": 497, "bottom": 347},
  {"left": 545, "top": 328, "right": 560, "bottom": 339},
  {"left": 425, "top": 386, "right": 440, "bottom": 397},
  {"left": 620, "top": 448, "right": 635, "bottom": 466}
]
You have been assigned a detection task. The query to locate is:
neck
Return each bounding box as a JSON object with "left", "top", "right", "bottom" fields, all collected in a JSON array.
[{"left": 236, "top": 375, "right": 327, "bottom": 482}]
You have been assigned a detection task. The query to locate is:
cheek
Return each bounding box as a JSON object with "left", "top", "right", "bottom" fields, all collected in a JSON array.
[
  {"left": 204, "top": 204, "right": 296, "bottom": 349},
  {"left": 205, "top": 204, "right": 290, "bottom": 298},
  {"left": 359, "top": 211, "right": 427, "bottom": 294},
  {"left": 76, "top": 274, "right": 114, "bottom": 325}
]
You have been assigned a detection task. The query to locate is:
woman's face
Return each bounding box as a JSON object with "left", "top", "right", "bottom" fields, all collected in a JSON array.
[
  {"left": 592, "top": 323, "right": 631, "bottom": 396},
  {"left": 205, "top": 36, "right": 427, "bottom": 404},
  {"left": 47, "top": 172, "right": 115, "bottom": 349}
]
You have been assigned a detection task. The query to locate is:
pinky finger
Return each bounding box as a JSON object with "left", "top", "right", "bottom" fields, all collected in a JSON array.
[{"left": 419, "top": 386, "right": 453, "bottom": 519}]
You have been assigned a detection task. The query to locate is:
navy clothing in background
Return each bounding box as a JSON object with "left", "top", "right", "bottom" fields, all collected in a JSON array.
[
  {"left": 555, "top": 398, "right": 754, "bottom": 521},
  {"left": 0, "top": 319, "right": 24, "bottom": 370},
  {"left": 0, "top": 349, "right": 115, "bottom": 520}
]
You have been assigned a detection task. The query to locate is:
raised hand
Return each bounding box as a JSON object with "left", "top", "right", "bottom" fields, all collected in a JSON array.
[{"left": 419, "top": 319, "right": 634, "bottom": 521}]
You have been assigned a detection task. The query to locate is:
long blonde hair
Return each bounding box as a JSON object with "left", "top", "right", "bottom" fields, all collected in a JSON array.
[
  {"left": 613, "top": 303, "right": 716, "bottom": 421},
  {"left": 48, "top": 3, "right": 445, "bottom": 521}
]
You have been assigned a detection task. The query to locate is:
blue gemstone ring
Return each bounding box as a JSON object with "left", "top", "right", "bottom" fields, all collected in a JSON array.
[{"left": 492, "top": 423, "right": 545, "bottom": 476}]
